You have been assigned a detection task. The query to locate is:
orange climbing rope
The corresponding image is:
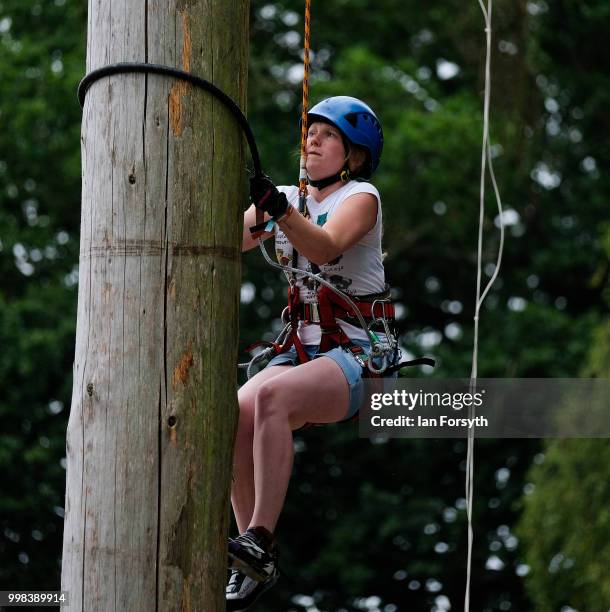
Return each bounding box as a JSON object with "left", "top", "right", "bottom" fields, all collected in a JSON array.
[{"left": 298, "top": 0, "right": 312, "bottom": 199}]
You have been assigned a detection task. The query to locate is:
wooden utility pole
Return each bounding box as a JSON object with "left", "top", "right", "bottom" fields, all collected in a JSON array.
[{"left": 62, "top": 2, "right": 249, "bottom": 610}]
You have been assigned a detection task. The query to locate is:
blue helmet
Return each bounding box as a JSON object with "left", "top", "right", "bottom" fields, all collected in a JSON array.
[{"left": 307, "top": 96, "right": 383, "bottom": 178}]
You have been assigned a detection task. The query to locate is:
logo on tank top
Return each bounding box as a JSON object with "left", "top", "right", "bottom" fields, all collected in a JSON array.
[{"left": 321, "top": 273, "right": 353, "bottom": 292}]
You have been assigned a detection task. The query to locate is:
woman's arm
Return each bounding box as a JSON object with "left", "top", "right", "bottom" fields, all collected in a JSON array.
[
  {"left": 275, "top": 192, "right": 377, "bottom": 265},
  {"left": 242, "top": 204, "right": 274, "bottom": 252}
]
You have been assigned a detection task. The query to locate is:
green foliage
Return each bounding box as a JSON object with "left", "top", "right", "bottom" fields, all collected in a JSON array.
[
  {"left": 516, "top": 222, "right": 610, "bottom": 612},
  {"left": 511, "top": 4, "right": 610, "bottom": 608},
  {"left": 0, "top": 0, "right": 84, "bottom": 589},
  {"left": 517, "top": 440, "right": 610, "bottom": 611}
]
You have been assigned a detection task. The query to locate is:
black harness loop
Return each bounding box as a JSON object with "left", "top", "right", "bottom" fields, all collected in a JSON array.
[{"left": 77, "top": 62, "right": 264, "bottom": 179}]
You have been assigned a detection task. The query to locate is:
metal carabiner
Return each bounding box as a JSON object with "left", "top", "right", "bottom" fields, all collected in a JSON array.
[
  {"left": 370, "top": 299, "right": 397, "bottom": 346},
  {"left": 371, "top": 299, "right": 388, "bottom": 322}
]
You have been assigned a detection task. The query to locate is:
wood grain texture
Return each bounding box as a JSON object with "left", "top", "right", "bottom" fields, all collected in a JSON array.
[{"left": 62, "top": 2, "right": 249, "bottom": 610}]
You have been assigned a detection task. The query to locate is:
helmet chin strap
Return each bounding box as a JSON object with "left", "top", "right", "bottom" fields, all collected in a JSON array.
[{"left": 307, "top": 166, "right": 351, "bottom": 190}]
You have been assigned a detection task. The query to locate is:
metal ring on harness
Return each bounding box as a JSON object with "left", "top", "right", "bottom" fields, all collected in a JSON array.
[
  {"left": 281, "top": 306, "right": 290, "bottom": 325},
  {"left": 366, "top": 352, "right": 388, "bottom": 374}
]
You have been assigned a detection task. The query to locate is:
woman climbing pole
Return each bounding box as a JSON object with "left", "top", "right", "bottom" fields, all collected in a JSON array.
[{"left": 226, "top": 96, "right": 389, "bottom": 610}]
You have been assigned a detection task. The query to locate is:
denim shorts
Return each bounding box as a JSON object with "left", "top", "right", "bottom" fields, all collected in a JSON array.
[{"left": 266, "top": 340, "right": 370, "bottom": 421}]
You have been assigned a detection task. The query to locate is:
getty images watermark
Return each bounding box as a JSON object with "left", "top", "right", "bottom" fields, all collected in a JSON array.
[
  {"left": 358, "top": 379, "right": 610, "bottom": 438},
  {"left": 369, "top": 387, "right": 488, "bottom": 429}
]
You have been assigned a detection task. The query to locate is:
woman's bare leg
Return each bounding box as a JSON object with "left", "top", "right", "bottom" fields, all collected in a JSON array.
[
  {"left": 231, "top": 364, "right": 292, "bottom": 534},
  {"left": 248, "top": 356, "right": 350, "bottom": 532}
]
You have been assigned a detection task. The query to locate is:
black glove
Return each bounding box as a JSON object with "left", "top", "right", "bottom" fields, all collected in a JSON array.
[{"left": 249, "top": 174, "right": 288, "bottom": 219}]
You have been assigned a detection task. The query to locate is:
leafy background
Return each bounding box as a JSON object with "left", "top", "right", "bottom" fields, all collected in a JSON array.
[{"left": 0, "top": 1, "right": 609, "bottom": 610}]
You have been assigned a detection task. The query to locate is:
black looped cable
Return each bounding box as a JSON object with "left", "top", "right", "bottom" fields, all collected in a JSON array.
[
  {"left": 77, "top": 62, "right": 263, "bottom": 177},
  {"left": 384, "top": 357, "right": 436, "bottom": 376}
]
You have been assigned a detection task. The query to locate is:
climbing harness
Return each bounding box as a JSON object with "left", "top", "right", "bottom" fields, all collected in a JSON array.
[
  {"left": 464, "top": 2, "right": 506, "bottom": 610},
  {"left": 238, "top": 238, "right": 434, "bottom": 380}
]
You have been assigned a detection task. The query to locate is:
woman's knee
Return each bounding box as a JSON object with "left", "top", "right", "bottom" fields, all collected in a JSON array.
[{"left": 254, "top": 379, "right": 287, "bottom": 425}]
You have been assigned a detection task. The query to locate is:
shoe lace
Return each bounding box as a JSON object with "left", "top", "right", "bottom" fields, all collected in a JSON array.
[{"left": 235, "top": 530, "right": 265, "bottom": 550}]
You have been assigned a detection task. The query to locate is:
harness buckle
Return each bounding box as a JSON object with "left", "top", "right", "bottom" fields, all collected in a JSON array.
[
  {"left": 303, "top": 302, "right": 320, "bottom": 323},
  {"left": 309, "top": 302, "right": 320, "bottom": 323}
]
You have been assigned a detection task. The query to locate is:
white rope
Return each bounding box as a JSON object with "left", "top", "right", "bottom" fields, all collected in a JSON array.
[{"left": 465, "top": 1, "right": 505, "bottom": 610}]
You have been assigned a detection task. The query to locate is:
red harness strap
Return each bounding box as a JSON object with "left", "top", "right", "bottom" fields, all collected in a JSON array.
[
  {"left": 254, "top": 285, "right": 395, "bottom": 368},
  {"left": 316, "top": 285, "right": 395, "bottom": 354},
  {"left": 317, "top": 286, "right": 347, "bottom": 354},
  {"left": 274, "top": 285, "right": 310, "bottom": 364}
]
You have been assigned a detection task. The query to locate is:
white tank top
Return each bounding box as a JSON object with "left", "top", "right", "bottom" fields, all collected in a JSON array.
[{"left": 274, "top": 181, "right": 386, "bottom": 345}]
